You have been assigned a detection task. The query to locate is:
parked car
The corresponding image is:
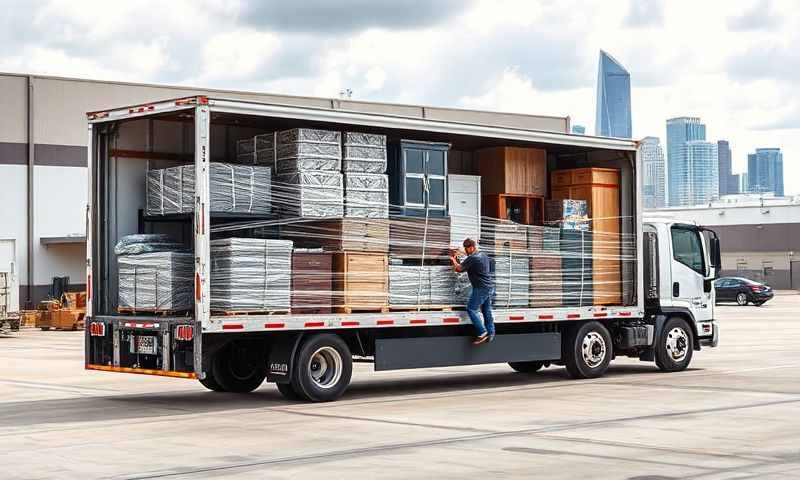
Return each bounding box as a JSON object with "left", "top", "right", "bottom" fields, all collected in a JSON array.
[{"left": 714, "top": 277, "right": 774, "bottom": 306}]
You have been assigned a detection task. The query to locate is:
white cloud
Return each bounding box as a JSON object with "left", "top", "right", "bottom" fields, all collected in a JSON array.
[{"left": 1, "top": 0, "right": 798, "bottom": 194}]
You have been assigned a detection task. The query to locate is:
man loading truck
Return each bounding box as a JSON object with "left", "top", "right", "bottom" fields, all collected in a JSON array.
[{"left": 450, "top": 238, "right": 495, "bottom": 345}]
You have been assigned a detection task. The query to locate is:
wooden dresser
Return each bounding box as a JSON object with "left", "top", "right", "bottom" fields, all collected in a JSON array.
[{"left": 550, "top": 167, "right": 621, "bottom": 305}]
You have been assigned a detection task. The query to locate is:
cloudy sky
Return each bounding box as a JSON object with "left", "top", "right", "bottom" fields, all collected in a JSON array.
[{"left": 1, "top": 0, "right": 797, "bottom": 194}]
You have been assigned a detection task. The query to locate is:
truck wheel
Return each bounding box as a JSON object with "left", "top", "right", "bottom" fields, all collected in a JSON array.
[
  {"left": 563, "top": 322, "right": 612, "bottom": 379},
  {"left": 276, "top": 382, "right": 303, "bottom": 401},
  {"left": 508, "top": 361, "right": 544, "bottom": 373},
  {"left": 212, "top": 342, "right": 266, "bottom": 393},
  {"left": 199, "top": 369, "right": 225, "bottom": 392},
  {"left": 736, "top": 293, "right": 748, "bottom": 306},
  {"left": 290, "top": 334, "right": 352, "bottom": 402},
  {"left": 655, "top": 317, "right": 693, "bottom": 372}
]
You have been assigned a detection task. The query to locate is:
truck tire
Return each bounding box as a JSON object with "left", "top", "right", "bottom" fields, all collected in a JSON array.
[
  {"left": 212, "top": 342, "right": 267, "bottom": 393},
  {"left": 655, "top": 317, "right": 693, "bottom": 372},
  {"left": 276, "top": 381, "right": 303, "bottom": 401},
  {"left": 508, "top": 361, "right": 544, "bottom": 373},
  {"left": 199, "top": 369, "right": 225, "bottom": 392},
  {"left": 563, "top": 321, "right": 612, "bottom": 379},
  {"left": 290, "top": 333, "right": 352, "bottom": 402}
]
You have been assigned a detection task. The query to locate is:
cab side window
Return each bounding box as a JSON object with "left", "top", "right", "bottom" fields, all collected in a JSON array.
[{"left": 671, "top": 226, "right": 705, "bottom": 275}]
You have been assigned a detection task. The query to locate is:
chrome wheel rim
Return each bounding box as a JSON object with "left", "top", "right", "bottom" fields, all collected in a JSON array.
[
  {"left": 581, "top": 332, "right": 607, "bottom": 369},
  {"left": 736, "top": 293, "right": 747, "bottom": 305},
  {"left": 308, "top": 346, "right": 342, "bottom": 389},
  {"left": 666, "top": 327, "right": 689, "bottom": 362}
]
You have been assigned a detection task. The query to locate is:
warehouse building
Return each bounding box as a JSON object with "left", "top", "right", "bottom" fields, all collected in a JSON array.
[
  {"left": 0, "top": 72, "right": 570, "bottom": 310},
  {"left": 655, "top": 195, "right": 800, "bottom": 289}
]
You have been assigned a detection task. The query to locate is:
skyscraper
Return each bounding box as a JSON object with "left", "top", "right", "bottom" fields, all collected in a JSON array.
[
  {"left": 640, "top": 136, "right": 665, "bottom": 208},
  {"left": 666, "top": 117, "right": 708, "bottom": 206},
  {"left": 717, "top": 140, "right": 739, "bottom": 195},
  {"left": 680, "top": 141, "right": 719, "bottom": 205},
  {"left": 747, "top": 148, "right": 784, "bottom": 196},
  {"left": 595, "top": 50, "right": 632, "bottom": 138}
]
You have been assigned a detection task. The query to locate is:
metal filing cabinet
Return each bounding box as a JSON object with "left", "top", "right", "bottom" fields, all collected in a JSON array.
[{"left": 447, "top": 174, "right": 481, "bottom": 247}]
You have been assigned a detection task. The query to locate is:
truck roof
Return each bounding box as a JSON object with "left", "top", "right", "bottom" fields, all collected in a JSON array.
[{"left": 87, "top": 95, "right": 639, "bottom": 152}]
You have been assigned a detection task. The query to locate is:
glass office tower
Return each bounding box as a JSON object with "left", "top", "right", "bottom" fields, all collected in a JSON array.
[
  {"left": 748, "top": 148, "right": 784, "bottom": 196},
  {"left": 595, "top": 50, "right": 632, "bottom": 138},
  {"left": 666, "top": 117, "right": 707, "bottom": 206},
  {"left": 641, "top": 136, "right": 665, "bottom": 208}
]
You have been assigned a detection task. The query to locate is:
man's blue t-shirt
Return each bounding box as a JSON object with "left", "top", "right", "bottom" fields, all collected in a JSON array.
[{"left": 460, "top": 251, "right": 494, "bottom": 290}]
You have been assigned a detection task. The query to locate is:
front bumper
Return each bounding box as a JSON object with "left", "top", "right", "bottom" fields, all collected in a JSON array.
[{"left": 699, "top": 321, "right": 719, "bottom": 348}]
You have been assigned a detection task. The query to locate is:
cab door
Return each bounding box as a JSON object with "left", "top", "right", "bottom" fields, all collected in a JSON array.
[{"left": 669, "top": 225, "right": 713, "bottom": 322}]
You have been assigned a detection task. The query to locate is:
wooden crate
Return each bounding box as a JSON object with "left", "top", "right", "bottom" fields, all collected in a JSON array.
[
  {"left": 551, "top": 167, "right": 621, "bottom": 305},
  {"left": 281, "top": 218, "right": 389, "bottom": 253},
  {"left": 37, "top": 310, "right": 85, "bottom": 331},
  {"left": 292, "top": 252, "right": 333, "bottom": 314},
  {"left": 476, "top": 146, "right": 547, "bottom": 196},
  {"left": 332, "top": 252, "right": 388, "bottom": 313},
  {"left": 389, "top": 216, "right": 451, "bottom": 259}
]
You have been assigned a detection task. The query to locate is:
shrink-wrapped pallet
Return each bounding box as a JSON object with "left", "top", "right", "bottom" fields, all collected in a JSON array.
[
  {"left": 344, "top": 173, "right": 389, "bottom": 218},
  {"left": 116, "top": 235, "right": 193, "bottom": 312},
  {"left": 342, "top": 132, "right": 387, "bottom": 173},
  {"left": 237, "top": 129, "right": 341, "bottom": 173},
  {"left": 388, "top": 265, "right": 468, "bottom": 306},
  {"left": 494, "top": 254, "right": 530, "bottom": 308},
  {"left": 146, "top": 163, "right": 271, "bottom": 216},
  {"left": 275, "top": 171, "right": 344, "bottom": 218},
  {"left": 210, "top": 238, "right": 293, "bottom": 312}
]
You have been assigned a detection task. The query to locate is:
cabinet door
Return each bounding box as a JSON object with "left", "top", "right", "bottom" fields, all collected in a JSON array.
[
  {"left": 426, "top": 149, "right": 447, "bottom": 210},
  {"left": 403, "top": 148, "right": 426, "bottom": 208}
]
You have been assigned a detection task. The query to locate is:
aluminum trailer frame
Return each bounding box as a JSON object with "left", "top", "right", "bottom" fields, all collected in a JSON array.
[{"left": 85, "top": 95, "right": 643, "bottom": 380}]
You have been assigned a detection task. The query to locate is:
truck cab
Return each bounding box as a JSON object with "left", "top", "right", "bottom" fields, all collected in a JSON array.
[{"left": 643, "top": 217, "right": 720, "bottom": 361}]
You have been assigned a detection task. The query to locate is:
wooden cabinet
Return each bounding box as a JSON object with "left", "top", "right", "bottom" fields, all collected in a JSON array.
[
  {"left": 332, "top": 252, "right": 388, "bottom": 313},
  {"left": 551, "top": 167, "right": 621, "bottom": 305},
  {"left": 476, "top": 147, "right": 547, "bottom": 196},
  {"left": 482, "top": 194, "right": 543, "bottom": 225},
  {"left": 292, "top": 252, "right": 333, "bottom": 314},
  {"left": 388, "top": 140, "right": 448, "bottom": 217}
]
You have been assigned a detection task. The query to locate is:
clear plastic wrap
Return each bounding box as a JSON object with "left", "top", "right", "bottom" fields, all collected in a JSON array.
[
  {"left": 237, "top": 129, "right": 342, "bottom": 173},
  {"left": 146, "top": 163, "right": 271, "bottom": 216},
  {"left": 210, "top": 238, "right": 293, "bottom": 312},
  {"left": 388, "top": 265, "right": 468, "bottom": 306},
  {"left": 118, "top": 251, "right": 194, "bottom": 312},
  {"left": 342, "top": 132, "right": 387, "bottom": 173},
  {"left": 344, "top": 173, "right": 389, "bottom": 218},
  {"left": 274, "top": 171, "right": 344, "bottom": 218}
]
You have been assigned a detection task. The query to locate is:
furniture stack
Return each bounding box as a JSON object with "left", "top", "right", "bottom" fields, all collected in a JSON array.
[
  {"left": 342, "top": 132, "right": 389, "bottom": 218},
  {"left": 389, "top": 216, "right": 452, "bottom": 260},
  {"left": 559, "top": 228, "right": 594, "bottom": 307},
  {"left": 477, "top": 147, "right": 546, "bottom": 225},
  {"left": 494, "top": 252, "right": 531, "bottom": 308},
  {"left": 209, "top": 238, "right": 293, "bottom": 313},
  {"left": 551, "top": 167, "right": 621, "bottom": 305},
  {"left": 280, "top": 218, "right": 389, "bottom": 253},
  {"left": 146, "top": 163, "right": 272, "bottom": 216},
  {"left": 116, "top": 235, "right": 193, "bottom": 313}
]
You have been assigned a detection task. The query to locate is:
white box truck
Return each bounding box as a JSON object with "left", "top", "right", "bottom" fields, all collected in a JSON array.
[{"left": 84, "top": 96, "right": 720, "bottom": 401}]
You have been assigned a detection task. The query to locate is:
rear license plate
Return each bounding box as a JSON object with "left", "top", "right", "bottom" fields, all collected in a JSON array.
[{"left": 131, "top": 335, "right": 158, "bottom": 355}]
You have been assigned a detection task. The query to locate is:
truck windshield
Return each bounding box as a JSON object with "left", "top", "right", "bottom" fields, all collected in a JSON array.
[{"left": 671, "top": 226, "right": 705, "bottom": 275}]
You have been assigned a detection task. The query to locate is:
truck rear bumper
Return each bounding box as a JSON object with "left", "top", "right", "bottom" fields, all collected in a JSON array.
[{"left": 85, "top": 316, "right": 199, "bottom": 378}]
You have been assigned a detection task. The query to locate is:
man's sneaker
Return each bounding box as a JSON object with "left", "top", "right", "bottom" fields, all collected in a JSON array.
[
  {"left": 472, "top": 333, "right": 489, "bottom": 345},
  {"left": 488, "top": 334, "right": 496, "bottom": 343}
]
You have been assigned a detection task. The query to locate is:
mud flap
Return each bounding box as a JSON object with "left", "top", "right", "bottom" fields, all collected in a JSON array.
[{"left": 266, "top": 333, "right": 304, "bottom": 384}]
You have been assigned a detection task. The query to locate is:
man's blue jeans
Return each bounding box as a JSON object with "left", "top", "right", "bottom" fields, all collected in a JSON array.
[{"left": 467, "top": 287, "right": 495, "bottom": 337}]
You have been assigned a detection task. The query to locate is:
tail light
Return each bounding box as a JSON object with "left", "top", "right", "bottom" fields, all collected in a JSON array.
[
  {"left": 749, "top": 285, "right": 764, "bottom": 292},
  {"left": 175, "top": 325, "right": 194, "bottom": 342},
  {"left": 89, "top": 322, "right": 105, "bottom": 337}
]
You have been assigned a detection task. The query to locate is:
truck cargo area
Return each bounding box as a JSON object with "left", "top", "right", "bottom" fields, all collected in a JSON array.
[{"left": 83, "top": 96, "right": 721, "bottom": 402}]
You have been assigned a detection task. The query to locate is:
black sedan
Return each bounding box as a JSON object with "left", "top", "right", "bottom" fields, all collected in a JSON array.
[{"left": 714, "top": 277, "right": 774, "bottom": 306}]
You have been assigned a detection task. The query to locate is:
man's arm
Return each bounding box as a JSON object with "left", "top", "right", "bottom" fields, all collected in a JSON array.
[{"left": 450, "top": 249, "right": 466, "bottom": 273}]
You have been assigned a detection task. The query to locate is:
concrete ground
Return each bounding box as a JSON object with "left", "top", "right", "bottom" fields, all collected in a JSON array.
[{"left": 2, "top": 296, "right": 799, "bottom": 480}]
